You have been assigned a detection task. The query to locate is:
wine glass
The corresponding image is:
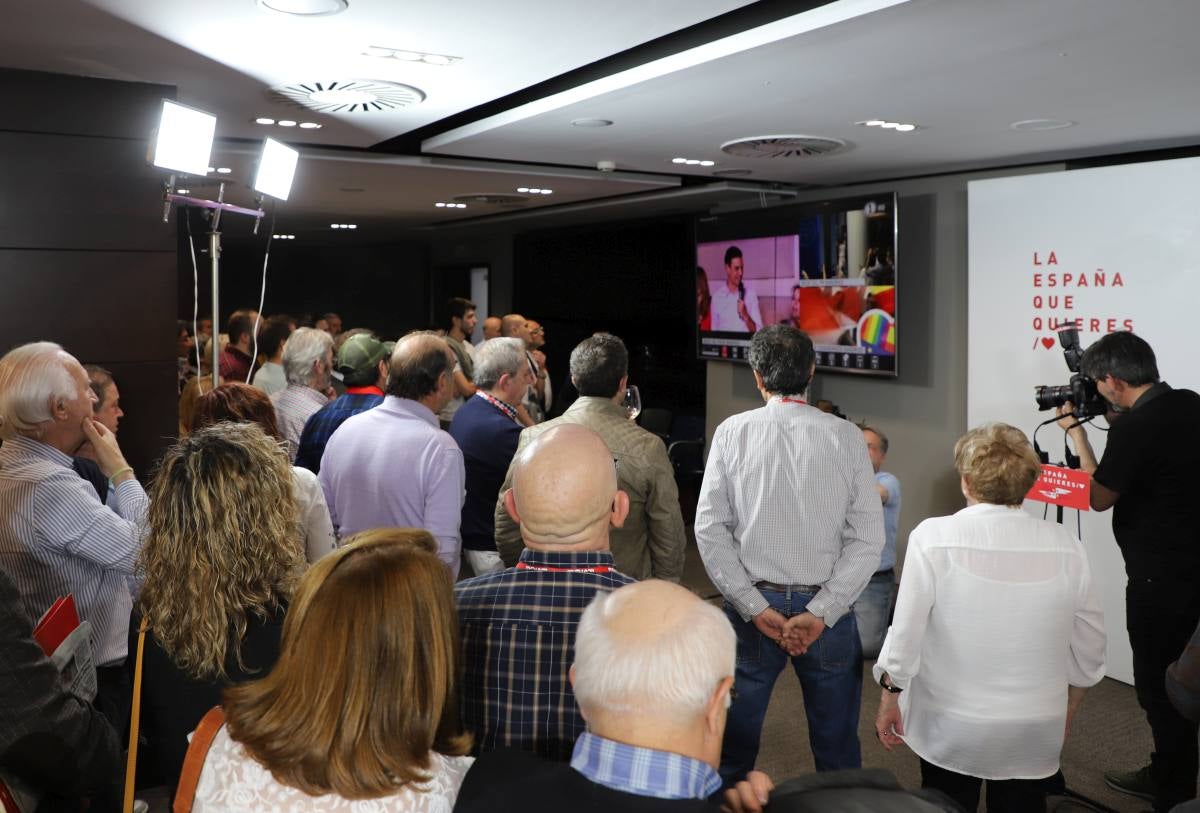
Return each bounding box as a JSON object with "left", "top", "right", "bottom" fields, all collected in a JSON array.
[{"left": 623, "top": 385, "right": 642, "bottom": 421}]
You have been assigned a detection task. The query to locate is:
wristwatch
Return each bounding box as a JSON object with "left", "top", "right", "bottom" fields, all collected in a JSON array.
[{"left": 879, "top": 672, "right": 903, "bottom": 694}]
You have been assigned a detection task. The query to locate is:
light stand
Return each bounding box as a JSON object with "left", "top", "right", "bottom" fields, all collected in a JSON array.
[{"left": 151, "top": 101, "right": 298, "bottom": 382}]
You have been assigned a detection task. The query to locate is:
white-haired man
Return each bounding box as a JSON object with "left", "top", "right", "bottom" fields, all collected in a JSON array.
[
  {"left": 448, "top": 337, "right": 534, "bottom": 576},
  {"left": 0, "top": 342, "right": 148, "bottom": 726},
  {"left": 270, "top": 326, "right": 334, "bottom": 461},
  {"left": 455, "top": 579, "right": 773, "bottom": 813}
]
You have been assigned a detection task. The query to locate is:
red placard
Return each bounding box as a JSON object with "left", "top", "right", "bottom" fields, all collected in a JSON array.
[
  {"left": 1026, "top": 465, "right": 1091, "bottom": 510},
  {"left": 32, "top": 594, "right": 79, "bottom": 656}
]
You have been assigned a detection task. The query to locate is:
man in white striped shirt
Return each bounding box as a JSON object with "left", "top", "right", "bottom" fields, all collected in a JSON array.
[
  {"left": 0, "top": 342, "right": 148, "bottom": 726},
  {"left": 695, "top": 324, "right": 883, "bottom": 784}
]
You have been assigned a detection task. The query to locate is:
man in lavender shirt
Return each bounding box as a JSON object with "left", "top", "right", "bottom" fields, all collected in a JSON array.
[{"left": 318, "top": 332, "right": 464, "bottom": 577}]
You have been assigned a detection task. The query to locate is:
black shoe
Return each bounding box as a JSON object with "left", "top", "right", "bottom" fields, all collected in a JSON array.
[{"left": 1103, "top": 766, "right": 1157, "bottom": 802}]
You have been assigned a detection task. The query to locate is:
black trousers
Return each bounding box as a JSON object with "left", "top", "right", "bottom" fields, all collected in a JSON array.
[
  {"left": 1127, "top": 577, "right": 1200, "bottom": 811},
  {"left": 920, "top": 759, "right": 1051, "bottom": 813},
  {"left": 95, "top": 663, "right": 131, "bottom": 742}
]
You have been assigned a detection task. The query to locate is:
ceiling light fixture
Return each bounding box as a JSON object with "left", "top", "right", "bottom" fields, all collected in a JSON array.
[
  {"left": 330, "top": 223, "right": 358, "bottom": 229},
  {"left": 177, "top": 189, "right": 191, "bottom": 195},
  {"left": 856, "top": 119, "right": 920, "bottom": 131},
  {"left": 216, "top": 167, "right": 232, "bottom": 174},
  {"left": 277, "top": 120, "right": 297, "bottom": 127},
  {"left": 257, "top": 0, "right": 348, "bottom": 16},
  {"left": 362, "top": 45, "right": 463, "bottom": 66},
  {"left": 255, "top": 117, "right": 275, "bottom": 125},
  {"left": 298, "top": 121, "right": 322, "bottom": 129},
  {"left": 571, "top": 118, "right": 613, "bottom": 128},
  {"left": 272, "top": 233, "right": 296, "bottom": 240}
]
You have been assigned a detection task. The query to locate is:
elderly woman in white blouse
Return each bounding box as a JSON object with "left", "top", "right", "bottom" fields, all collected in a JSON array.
[{"left": 874, "top": 423, "right": 1106, "bottom": 813}]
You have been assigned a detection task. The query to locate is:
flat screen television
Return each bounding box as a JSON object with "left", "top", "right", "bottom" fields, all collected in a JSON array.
[{"left": 695, "top": 192, "right": 897, "bottom": 376}]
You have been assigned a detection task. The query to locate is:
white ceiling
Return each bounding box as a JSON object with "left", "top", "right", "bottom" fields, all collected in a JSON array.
[{"left": 4, "top": 0, "right": 1200, "bottom": 229}]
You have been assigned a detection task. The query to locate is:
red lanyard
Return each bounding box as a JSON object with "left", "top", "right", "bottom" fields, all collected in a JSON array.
[
  {"left": 778, "top": 396, "right": 807, "bottom": 405},
  {"left": 477, "top": 390, "right": 519, "bottom": 423},
  {"left": 516, "top": 562, "right": 611, "bottom": 573}
]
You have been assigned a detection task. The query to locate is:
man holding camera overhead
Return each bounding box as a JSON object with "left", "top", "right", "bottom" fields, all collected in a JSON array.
[{"left": 1057, "top": 330, "right": 1200, "bottom": 812}]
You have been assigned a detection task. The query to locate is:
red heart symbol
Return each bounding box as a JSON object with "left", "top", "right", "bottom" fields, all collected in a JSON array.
[{"left": 1041, "top": 337, "right": 1055, "bottom": 349}]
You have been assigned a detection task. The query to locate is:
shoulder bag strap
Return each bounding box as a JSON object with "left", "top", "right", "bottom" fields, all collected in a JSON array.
[
  {"left": 172, "top": 706, "right": 226, "bottom": 813},
  {"left": 122, "top": 619, "right": 147, "bottom": 813}
]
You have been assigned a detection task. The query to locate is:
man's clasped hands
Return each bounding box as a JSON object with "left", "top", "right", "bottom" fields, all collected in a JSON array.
[{"left": 752, "top": 609, "right": 826, "bottom": 656}]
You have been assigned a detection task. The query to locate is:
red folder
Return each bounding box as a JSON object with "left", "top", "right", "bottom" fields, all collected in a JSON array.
[{"left": 33, "top": 595, "right": 80, "bottom": 656}]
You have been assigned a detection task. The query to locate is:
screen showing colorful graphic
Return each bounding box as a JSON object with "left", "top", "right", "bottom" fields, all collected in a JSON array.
[{"left": 695, "top": 193, "right": 897, "bottom": 376}]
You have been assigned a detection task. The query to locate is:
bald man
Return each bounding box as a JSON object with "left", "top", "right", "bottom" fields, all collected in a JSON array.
[
  {"left": 457, "top": 580, "right": 776, "bottom": 813},
  {"left": 479, "top": 315, "right": 503, "bottom": 345},
  {"left": 454, "top": 424, "right": 635, "bottom": 761}
]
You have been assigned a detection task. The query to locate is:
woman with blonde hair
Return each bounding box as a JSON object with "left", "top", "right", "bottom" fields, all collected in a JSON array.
[
  {"left": 874, "top": 422, "right": 1106, "bottom": 813},
  {"left": 190, "top": 527, "right": 473, "bottom": 811},
  {"left": 131, "top": 421, "right": 303, "bottom": 798}
]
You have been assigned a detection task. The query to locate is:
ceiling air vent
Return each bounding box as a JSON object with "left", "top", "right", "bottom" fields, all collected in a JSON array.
[
  {"left": 267, "top": 79, "right": 426, "bottom": 113},
  {"left": 720, "top": 135, "right": 847, "bottom": 159},
  {"left": 451, "top": 193, "right": 530, "bottom": 205}
]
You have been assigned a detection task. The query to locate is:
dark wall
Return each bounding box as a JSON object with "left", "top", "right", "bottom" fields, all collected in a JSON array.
[
  {"left": 183, "top": 216, "right": 431, "bottom": 340},
  {"left": 513, "top": 218, "right": 705, "bottom": 429},
  {"left": 0, "top": 69, "right": 177, "bottom": 475}
]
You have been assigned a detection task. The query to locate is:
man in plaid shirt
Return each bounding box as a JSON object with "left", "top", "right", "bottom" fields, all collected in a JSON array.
[{"left": 455, "top": 423, "right": 635, "bottom": 761}]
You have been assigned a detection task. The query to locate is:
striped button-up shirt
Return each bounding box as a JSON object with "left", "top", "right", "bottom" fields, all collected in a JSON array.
[
  {"left": 270, "top": 384, "right": 330, "bottom": 462},
  {"left": 571, "top": 731, "right": 722, "bottom": 800},
  {"left": 0, "top": 435, "right": 148, "bottom": 665},
  {"left": 695, "top": 397, "right": 884, "bottom": 625},
  {"left": 454, "top": 549, "right": 635, "bottom": 761}
]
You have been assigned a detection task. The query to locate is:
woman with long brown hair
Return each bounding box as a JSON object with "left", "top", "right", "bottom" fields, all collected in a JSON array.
[{"left": 191, "top": 528, "right": 473, "bottom": 811}]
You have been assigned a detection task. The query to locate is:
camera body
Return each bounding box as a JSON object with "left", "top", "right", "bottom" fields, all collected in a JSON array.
[{"left": 1033, "top": 328, "right": 1109, "bottom": 419}]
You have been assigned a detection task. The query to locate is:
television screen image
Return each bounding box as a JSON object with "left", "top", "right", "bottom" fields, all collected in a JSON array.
[{"left": 695, "top": 193, "right": 897, "bottom": 376}]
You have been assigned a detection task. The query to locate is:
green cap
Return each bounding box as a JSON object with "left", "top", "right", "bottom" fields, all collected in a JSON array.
[{"left": 336, "top": 334, "right": 393, "bottom": 386}]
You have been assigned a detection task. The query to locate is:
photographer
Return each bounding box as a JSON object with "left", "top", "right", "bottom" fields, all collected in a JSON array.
[{"left": 1056, "top": 330, "right": 1200, "bottom": 812}]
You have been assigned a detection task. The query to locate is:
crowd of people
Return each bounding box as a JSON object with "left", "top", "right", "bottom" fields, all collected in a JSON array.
[{"left": 0, "top": 306, "right": 1197, "bottom": 813}]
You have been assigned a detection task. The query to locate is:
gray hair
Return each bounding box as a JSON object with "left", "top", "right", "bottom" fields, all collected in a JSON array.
[
  {"left": 749, "top": 325, "right": 815, "bottom": 397},
  {"left": 0, "top": 342, "right": 79, "bottom": 440},
  {"left": 282, "top": 327, "right": 333, "bottom": 386},
  {"left": 572, "top": 585, "right": 736, "bottom": 723},
  {"left": 473, "top": 338, "right": 526, "bottom": 390}
]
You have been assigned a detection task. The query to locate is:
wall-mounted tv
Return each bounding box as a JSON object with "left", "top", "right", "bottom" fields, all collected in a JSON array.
[{"left": 695, "top": 192, "right": 897, "bottom": 377}]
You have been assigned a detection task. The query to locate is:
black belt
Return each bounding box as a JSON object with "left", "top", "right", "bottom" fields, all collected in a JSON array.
[{"left": 755, "top": 580, "right": 822, "bottom": 593}]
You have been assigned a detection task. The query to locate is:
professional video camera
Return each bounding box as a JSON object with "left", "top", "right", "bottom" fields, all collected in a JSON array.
[{"left": 1033, "top": 328, "right": 1109, "bottom": 419}]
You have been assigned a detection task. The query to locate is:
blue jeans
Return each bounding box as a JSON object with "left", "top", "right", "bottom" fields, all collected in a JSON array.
[
  {"left": 853, "top": 570, "right": 895, "bottom": 659},
  {"left": 719, "top": 588, "right": 863, "bottom": 785}
]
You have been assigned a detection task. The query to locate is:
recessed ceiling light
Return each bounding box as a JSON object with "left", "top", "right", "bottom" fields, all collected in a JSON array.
[
  {"left": 177, "top": 188, "right": 191, "bottom": 195},
  {"left": 685, "top": 159, "right": 701, "bottom": 165},
  {"left": 277, "top": 120, "right": 297, "bottom": 127},
  {"left": 363, "top": 46, "right": 463, "bottom": 66},
  {"left": 699, "top": 160, "right": 716, "bottom": 167},
  {"left": 517, "top": 187, "right": 529, "bottom": 193},
  {"left": 454, "top": 203, "right": 467, "bottom": 209},
  {"left": 298, "top": 121, "right": 322, "bottom": 129},
  {"left": 435, "top": 202, "right": 447, "bottom": 207},
  {"left": 571, "top": 118, "right": 614, "bottom": 128},
  {"left": 255, "top": 117, "right": 275, "bottom": 125},
  {"left": 540, "top": 189, "right": 553, "bottom": 195},
  {"left": 527, "top": 187, "right": 542, "bottom": 194},
  {"left": 672, "top": 157, "right": 687, "bottom": 164},
  {"left": 309, "top": 89, "right": 378, "bottom": 106},
  {"left": 1010, "top": 118, "right": 1076, "bottom": 131},
  {"left": 257, "top": 0, "right": 348, "bottom": 16},
  {"left": 856, "top": 119, "right": 919, "bottom": 131},
  {"left": 207, "top": 166, "right": 216, "bottom": 173},
  {"left": 330, "top": 223, "right": 341, "bottom": 228},
  {"left": 347, "top": 224, "right": 357, "bottom": 229},
  {"left": 217, "top": 167, "right": 232, "bottom": 174}
]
